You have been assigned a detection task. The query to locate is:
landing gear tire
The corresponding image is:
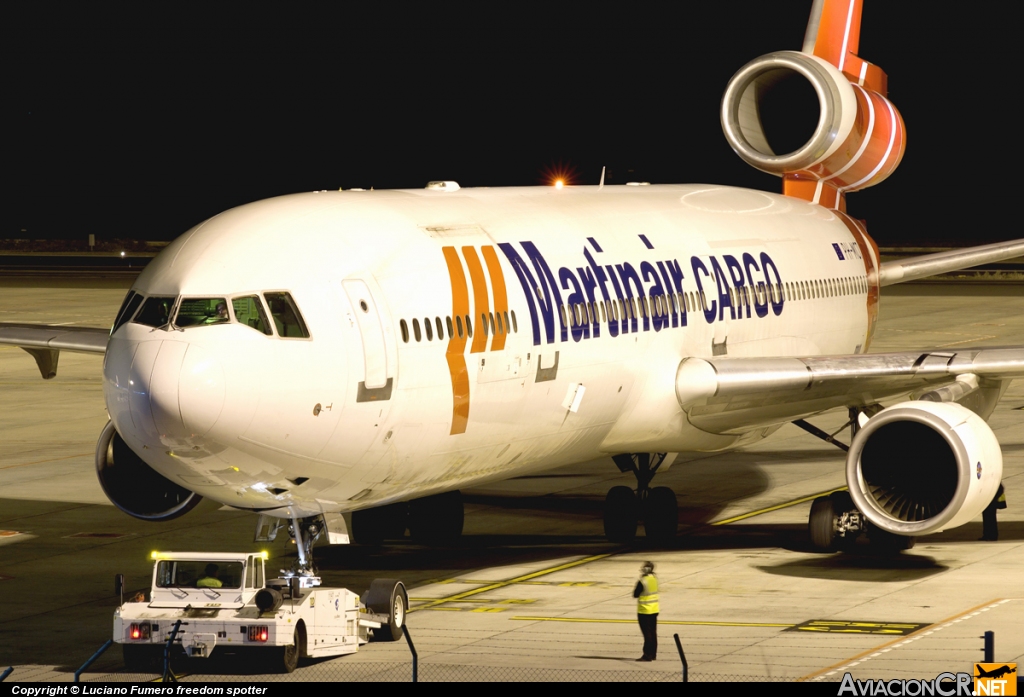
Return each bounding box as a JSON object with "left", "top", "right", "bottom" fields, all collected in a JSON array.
[
  {"left": 123, "top": 644, "right": 161, "bottom": 673},
  {"left": 809, "top": 496, "right": 839, "bottom": 552},
  {"left": 280, "top": 626, "right": 302, "bottom": 673},
  {"left": 604, "top": 486, "right": 638, "bottom": 543},
  {"left": 408, "top": 491, "right": 464, "bottom": 546},
  {"left": 810, "top": 492, "right": 860, "bottom": 552},
  {"left": 643, "top": 487, "right": 678, "bottom": 543},
  {"left": 364, "top": 579, "right": 407, "bottom": 642},
  {"left": 352, "top": 502, "right": 409, "bottom": 545}
]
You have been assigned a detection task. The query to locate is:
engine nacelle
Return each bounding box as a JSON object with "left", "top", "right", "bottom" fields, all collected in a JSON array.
[
  {"left": 721, "top": 50, "right": 905, "bottom": 192},
  {"left": 846, "top": 402, "right": 1002, "bottom": 536},
  {"left": 95, "top": 420, "right": 202, "bottom": 521}
]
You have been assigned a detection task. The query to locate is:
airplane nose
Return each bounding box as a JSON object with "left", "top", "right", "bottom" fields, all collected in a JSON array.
[
  {"left": 104, "top": 338, "right": 225, "bottom": 444},
  {"left": 178, "top": 343, "right": 225, "bottom": 437},
  {"left": 103, "top": 337, "right": 136, "bottom": 439}
]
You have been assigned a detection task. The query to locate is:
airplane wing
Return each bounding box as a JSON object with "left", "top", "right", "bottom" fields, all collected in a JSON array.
[
  {"left": 675, "top": 348, "right": 1024, "bottom": 436},
  {"left": 0, "top": 323, "right": 109, "bottom": 379},
  {"left": 878, "top": 239, "right": 1024, "bottom": 286}
]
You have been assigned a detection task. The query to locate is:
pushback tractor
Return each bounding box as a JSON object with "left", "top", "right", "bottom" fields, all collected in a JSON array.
[{"left": 114, "top": 551, "right": 407, "bottom": 673}]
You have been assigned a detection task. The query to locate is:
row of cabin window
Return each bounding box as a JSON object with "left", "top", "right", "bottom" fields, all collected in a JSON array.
[
  {"left": 558, "top": 274, "right": 869, "bottom": 328},
  {"left": 400, "top": 310, "right": 519, "bottom": 343}
]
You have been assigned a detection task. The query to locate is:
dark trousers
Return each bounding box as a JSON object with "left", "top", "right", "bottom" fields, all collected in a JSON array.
[
  {"left": 638, "top": 613, "right": 658, "bottom": 659},
  {"left": 982, "top": 505, "right": 998, "bottom": 541}
]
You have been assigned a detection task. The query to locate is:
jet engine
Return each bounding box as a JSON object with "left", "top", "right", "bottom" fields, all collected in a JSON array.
[
  {"left": 95, "top": 420, "right": 202, "bottom": 521},
  {"left": 720, "top": 50, "right": 905, "bottom": 192},
  {"left": 846, "top": 401, "right": 1002, "bottom": 536}
]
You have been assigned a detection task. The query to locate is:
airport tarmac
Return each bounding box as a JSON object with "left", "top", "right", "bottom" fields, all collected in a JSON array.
[{"left": 1, "top": 278, "right": 1022, "bottom": 682}]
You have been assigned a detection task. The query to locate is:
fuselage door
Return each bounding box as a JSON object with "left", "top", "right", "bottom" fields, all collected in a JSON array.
[{"left": 342, "top": 277, "right": 394, "bottom": 390}]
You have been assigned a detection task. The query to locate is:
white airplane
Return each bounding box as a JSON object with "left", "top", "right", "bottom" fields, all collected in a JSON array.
[{"left": 4, "top": 0, "right": 1024, "bottom": 568}]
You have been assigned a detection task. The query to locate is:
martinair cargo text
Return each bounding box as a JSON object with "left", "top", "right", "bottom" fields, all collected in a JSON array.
[{"left": 4, "top": 0, "right": 1024, "bottom": 565}]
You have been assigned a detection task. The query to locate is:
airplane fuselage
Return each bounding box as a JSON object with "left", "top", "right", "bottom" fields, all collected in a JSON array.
[{"left": 103, "top": 183, "right": 878, "bottom": 518}]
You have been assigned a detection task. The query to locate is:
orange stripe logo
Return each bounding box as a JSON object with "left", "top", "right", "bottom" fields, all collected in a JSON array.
[
  {"left": 462, "top": 246, "right": 490, "bottom": 354},
  {"left": 482, "top": 246, "right": 509, "bottom": 352},
  {"left": 440, "top": 244, "right": 509, "bottom": 435},
  {"left": 442, "top": 246, "right": 471, "bottom": 435}
]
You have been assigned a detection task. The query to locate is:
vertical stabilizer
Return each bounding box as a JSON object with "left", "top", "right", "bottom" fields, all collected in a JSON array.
[{"left": 801, "top": 0, "right": 886, "bottom": 95}]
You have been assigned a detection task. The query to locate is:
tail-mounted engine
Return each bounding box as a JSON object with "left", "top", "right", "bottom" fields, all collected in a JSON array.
[
  {"left": 721, "top": 50, "right": 905, "bottom": 202},
  {"left": 95, "top": 420, "right": 202, "bottom": 521},
  {"left": 845, "top": 402, "right": 1002, "bottom": 536}
]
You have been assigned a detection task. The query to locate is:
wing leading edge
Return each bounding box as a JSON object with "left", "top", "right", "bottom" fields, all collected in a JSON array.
[
  {"left": 0, "top": 323, "right": 108, "bottom": 379},
  {"left": 676, "top": 348, "right": 1024, "bottom": 436},
  {"left": 877, "top": 239, "right": 1024, "bottom": 286}
]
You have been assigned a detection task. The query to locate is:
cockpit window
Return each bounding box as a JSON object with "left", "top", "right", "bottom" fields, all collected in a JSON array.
[
  {"left": 133, "top": 296, "right": 176, "bottom": 328},
  {"left": 263, "top": 292, "right": 310, "bottom": 338},
  {"left": 232, "top": 295, "right": 273, "bottom": 335},
  {"left": 111, "top": 291, "right": 144, "bottom": 335},
  {"left": 175, "top": 298, "right": 230, "bottom": 328}
]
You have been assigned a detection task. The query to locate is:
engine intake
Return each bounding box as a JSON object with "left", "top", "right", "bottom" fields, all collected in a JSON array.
[
  {"left": 721, "top": 50, "right": 905, "bottom": 192},
  {"left": 95, "top": 420, "right": 202, "bottom": 521},
  {"left": 846, "top": 402, "right": 1002, "bottom": 536}
]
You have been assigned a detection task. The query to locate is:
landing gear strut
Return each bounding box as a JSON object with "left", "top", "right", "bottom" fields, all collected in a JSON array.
[
  {"left": 289, "top": 515, "right": 324, "bottom": 574},
  {"left": 799, "top": 406, "right": 915, "bottom": 554},
  {"left": 604, "top": 453, "right": 678, "bottom": 544}
]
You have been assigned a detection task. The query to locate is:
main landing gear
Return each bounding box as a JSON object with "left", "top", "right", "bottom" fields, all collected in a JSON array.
[
  {"left": 800, "top": 407, "right": 913, "bottom": 554},
  {"left": 808, "top": 490, "right": 915, "bottom": 553},
  {"left": 604, "top": 453, "right": 678, "bottom": 544}
]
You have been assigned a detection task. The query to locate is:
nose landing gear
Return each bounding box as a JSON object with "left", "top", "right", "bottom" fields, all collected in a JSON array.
[
  {"left": 288, "top": 515, "right": 325, "bottom": 574},
  {"left": 604, "top": 453, "right": 678, "bottom": 544}
]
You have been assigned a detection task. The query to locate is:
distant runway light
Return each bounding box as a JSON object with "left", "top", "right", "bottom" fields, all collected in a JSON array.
[{"left": 120, "top": 251, "right": 126, "bottom": 257}]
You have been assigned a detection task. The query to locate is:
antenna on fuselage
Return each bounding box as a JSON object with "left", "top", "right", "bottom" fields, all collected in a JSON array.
[{"left": 598, "top": 166, "right": 606, "bottom": 191}]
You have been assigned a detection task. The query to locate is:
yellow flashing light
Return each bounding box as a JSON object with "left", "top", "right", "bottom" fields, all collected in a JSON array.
[{"left": 259, "top": 551, "right": 269, "bottom": 560}]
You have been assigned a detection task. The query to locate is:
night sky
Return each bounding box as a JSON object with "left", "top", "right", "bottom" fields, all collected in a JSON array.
[{"left": 5, "top": 3, "right": 1012, "bottom": 245}]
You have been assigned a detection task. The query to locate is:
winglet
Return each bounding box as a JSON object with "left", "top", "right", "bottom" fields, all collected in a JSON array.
[{"left": 801, "top": 0, "right": 887, "bottom": 95}]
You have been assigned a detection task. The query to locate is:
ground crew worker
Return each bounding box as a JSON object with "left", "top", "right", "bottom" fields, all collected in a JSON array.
[
  {"left": 197, "top": 563, "right": 223, "bottom": 588},
  {"left": 633, "top": 560, "right": 659, "bottom": 661},
  {"left": 981, "top": 484, "right": 1007, "bottom": 541}
]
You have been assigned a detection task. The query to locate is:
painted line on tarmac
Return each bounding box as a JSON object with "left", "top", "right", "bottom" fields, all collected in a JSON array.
[
  {"left": 800, "top": 599, "right": 1009, "bottom": 682},
  {"left": 510, "top": 616, "right": 793, "bottom": 628},
  {"left": 0, "top": 452, "right": 91, "bottom": 470},
  {"left": 412, "top": 488, "right": 855, "bottom": 613},
  {"left": 416, "top": 578, "right": 606, "bottom": 588},
  {"left": 711, "top": 486, "right": 849, "bottom": 525},
  {"left": 410, "top": 597, "right": 537, "bottom": 604},
  {"left": 409, "top": 553, "right": 612, "bottom": 613}
]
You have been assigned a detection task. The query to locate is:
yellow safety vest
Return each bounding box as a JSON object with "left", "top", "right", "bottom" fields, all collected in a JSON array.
[{"left": 638, "top": 574, "right": 659, "bottom": 614}]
